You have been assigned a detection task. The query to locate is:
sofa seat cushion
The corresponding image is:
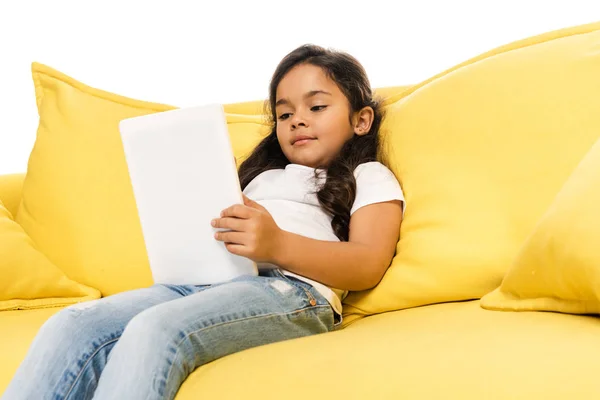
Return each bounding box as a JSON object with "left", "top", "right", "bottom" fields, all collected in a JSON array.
[
  {"left": 3, "top": 301, "right": 600, "bottom": 399},
  {"left": 0, "top": 308, "right": 61, "bottom": 392}
]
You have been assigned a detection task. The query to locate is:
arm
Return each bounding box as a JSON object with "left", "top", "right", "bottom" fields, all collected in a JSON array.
[
  {"left": 213, "top": 196, "right": 402, "bottom": 291},
  {"left": 272, "top": 201, "right": 402, "bottom": 291}
]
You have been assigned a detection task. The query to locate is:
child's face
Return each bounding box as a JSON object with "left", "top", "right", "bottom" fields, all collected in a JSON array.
[{"left": 275, "top": 64, "right": 356, "bottom": 168}]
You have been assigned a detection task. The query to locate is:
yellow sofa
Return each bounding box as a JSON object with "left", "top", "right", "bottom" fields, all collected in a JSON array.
[{"left": 4, "top": 21, "right": 600, "bottom": 399}]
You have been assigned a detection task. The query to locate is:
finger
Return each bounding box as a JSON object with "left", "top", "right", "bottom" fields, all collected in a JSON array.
[
  {"left": 243, "top": 195, "right": 266, "bottom": 211},
  {"left": 214, "top": 231, "right": 246, "bottom": 244},
  {"left": 225, "top": 243, "right": 249, "bottom": 257},
  {"left": 211, "top": 217, "right": 246, "bottom": 231},
  {"left": 220, "top": 204, "right": 253, "bottom": 219}
]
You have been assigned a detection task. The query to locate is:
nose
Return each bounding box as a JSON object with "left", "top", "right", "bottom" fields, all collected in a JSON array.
[{"left": 290, "top": 112, "right": 307, "bottom": 130}]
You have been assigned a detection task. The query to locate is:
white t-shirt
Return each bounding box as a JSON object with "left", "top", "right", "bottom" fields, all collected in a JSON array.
[{"left": 243, "top": 161, "right": 404, "bottom": 315}]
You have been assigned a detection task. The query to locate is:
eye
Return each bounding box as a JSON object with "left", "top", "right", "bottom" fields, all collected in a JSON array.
[
  {"left": 278, "top": 113, "right": 292, "bottom": 121},
  {"left": 311, "top": 105, "right": 327, "bottom": 112}
]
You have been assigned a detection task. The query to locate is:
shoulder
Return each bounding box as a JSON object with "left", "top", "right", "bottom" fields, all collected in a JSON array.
[
  {"left": 353, "top": 161, "right": 398, "bottom": 182},
  {"left": 350, "top": 162, "right": 404, "bottom": 215}
]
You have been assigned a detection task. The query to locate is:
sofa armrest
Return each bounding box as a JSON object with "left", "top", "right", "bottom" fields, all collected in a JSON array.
[{"left": 0, "top": 173, "right": 26, "bottom": 216}]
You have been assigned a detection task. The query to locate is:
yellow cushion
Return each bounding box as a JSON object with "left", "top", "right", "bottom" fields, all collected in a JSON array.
[
  {"left": 14, "top": 62, "right": 409, "bottom": 298},
  {"left": 0, "top": 173, "right": 25, "bottom": 217},
  {"left": 0, "top": 200, "right": 99, "bottom": 311},
  {"left": 177, "top": 301, "right": 600, "bottom": 399},
  {"left": 3, "top": 302, "right": 600, "bottom": 399},
  {"left": 343, "top": 21, "right": 600, "bottom": 322},
  {"left": 481, "top": 137, "right": 600, "bottom": 313},
  {"left": 15, "top": 63, "right": 270, "bottom": 296}
]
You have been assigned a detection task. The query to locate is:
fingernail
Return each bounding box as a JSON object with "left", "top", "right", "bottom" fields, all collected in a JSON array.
[{"left": 211, "top": 219, "right": 216, "bottom": 227}]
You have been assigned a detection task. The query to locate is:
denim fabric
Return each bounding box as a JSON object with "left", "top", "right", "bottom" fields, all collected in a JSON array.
[{"left": 2, "top": 269, "right": 337, "bottom": 400}]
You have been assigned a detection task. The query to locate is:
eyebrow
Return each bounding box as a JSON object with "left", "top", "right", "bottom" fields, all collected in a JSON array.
[{"left": 275, "top": 90, "right": 332, "bottom": 107}]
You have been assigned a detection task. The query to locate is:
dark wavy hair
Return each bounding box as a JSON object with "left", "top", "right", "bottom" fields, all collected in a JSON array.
[{"left": 238, "top": 44, "right": 385, "bottom": 241}]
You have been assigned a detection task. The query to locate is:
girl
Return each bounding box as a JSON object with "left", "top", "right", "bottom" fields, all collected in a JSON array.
[{"left": 3, "top": 44, "right": 404, "bottom": 400}]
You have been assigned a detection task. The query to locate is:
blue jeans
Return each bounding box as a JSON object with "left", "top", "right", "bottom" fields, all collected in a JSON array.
[{"left": 2, "top": 269, "right": 338, "bottom": 400}]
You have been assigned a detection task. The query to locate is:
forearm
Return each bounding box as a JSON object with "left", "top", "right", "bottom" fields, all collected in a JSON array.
[{"left": 271, "top": 230, "right": 381, "bottom": 291}]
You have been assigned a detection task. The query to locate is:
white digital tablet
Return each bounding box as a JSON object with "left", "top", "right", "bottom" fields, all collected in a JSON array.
[{"left": 119, "top": 104, "right": 258, "bottom": 286}]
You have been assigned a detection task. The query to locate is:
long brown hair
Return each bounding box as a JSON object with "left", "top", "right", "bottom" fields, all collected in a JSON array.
[{"left": 238, "top": 44, "right": 385, "bottom": 241}]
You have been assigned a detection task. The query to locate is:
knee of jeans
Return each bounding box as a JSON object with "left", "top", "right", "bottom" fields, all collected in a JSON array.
[
  {"left": 121, "top": 307, "right": 181, "bottom": 346},
  {"left": 40, "top": 301, "right": 101, "bottom": 337}
]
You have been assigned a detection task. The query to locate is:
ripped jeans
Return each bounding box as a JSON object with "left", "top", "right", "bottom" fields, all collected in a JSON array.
[{"left": 2, "top": 269, "right": 337, "bottom": 400}]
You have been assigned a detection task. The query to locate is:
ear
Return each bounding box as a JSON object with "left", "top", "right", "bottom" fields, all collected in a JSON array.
[{"left": 353, "top": 106, "right": 374, "bottom": 136}]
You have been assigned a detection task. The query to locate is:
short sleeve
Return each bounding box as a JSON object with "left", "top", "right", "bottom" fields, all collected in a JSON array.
[{"left": 350, "top": 162, "right": 404, "bottom": 215}]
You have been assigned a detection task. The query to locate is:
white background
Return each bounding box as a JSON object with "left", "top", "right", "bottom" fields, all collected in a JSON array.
[{"left": 1, "top": 0, "right": 599, "bottom": 174}]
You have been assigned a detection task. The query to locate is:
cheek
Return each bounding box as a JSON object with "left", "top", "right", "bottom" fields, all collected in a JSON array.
[
  {"left": 275, "top": 127, "right": 290, "bottom": 153},
  {"left": 320, "top": 119, "right": 353, "bottom": 144},
  {"left": 276, "top": 126, "right": 285, "bottom": 143}
]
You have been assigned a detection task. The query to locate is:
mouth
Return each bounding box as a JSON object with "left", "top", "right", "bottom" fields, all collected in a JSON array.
[{"left": 292, "top": 136, "right": 317, "bottom": 146}]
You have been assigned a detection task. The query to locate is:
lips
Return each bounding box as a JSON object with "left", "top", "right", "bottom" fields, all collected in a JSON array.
[{"left": 292, "top": 136, "right": 316, "bottom": 145}]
